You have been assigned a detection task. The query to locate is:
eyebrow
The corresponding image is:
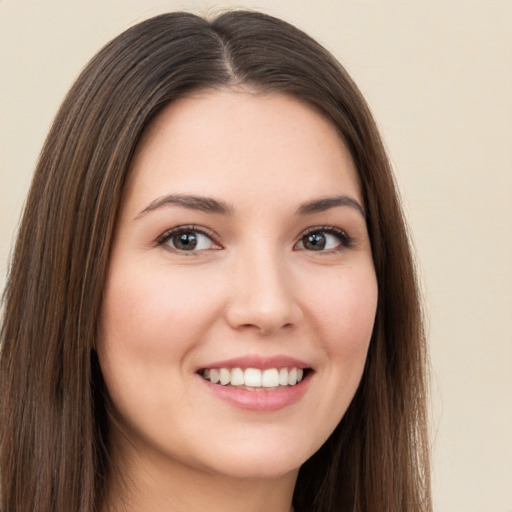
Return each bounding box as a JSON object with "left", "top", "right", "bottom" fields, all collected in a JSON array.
[
  {"left": 136, "top": 194, "right": 233, "bottom": 219},
  {"left": 135, "top": 193, "right": 365, "bottom": 219},
  {"left": 296, "top": 195, "right": 366, "bottom": 218}
]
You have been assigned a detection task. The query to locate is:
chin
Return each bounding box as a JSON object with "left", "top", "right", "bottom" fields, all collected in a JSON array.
[
  {"left": 190, "top": 434, "right": 318, "bottom": 481},
  {"left": 207, "top": 454, "right": 303, "bottom": 481}
]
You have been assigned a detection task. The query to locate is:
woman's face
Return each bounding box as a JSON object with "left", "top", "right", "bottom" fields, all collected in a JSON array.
[{"left": 98, "top": 90, "right": 377, "bottom": 482}]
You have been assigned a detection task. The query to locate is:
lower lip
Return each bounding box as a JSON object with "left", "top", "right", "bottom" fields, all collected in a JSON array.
[{"left": 200, "top": 374, "right": 311, "bottom": 411}]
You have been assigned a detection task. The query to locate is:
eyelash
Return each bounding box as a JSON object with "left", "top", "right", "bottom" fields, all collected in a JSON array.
[
  {"left": 156, "top": 225, "right": 220, "bottom": 253},
  {"left": 156, "top": 225, "right": 353, "bottom": 254},
  {"left": 297, "top": 225, "right": 353, "bottom": 252}
]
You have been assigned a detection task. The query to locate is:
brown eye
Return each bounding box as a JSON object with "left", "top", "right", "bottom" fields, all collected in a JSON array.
[
  {"left": 296, "top": 227, "right": 351, "bottom": 252},
  {"left": 159, "top": 228, "right": 218, "bottom": 252},
  {"left": 172, "top": 232, "right": 199, "bottom": 250},
  {"left": 302, "top": 232, "right": 328, "bottom": 251}
]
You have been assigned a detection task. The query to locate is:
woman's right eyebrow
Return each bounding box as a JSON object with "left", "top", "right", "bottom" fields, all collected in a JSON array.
[{"left": 135, "top": 194, "right": 234, "bottom": 220}]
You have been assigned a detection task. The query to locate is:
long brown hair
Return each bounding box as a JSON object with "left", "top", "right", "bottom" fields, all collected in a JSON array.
[{"left": 0, "top": 11, "right": 431, "bottom": 512}]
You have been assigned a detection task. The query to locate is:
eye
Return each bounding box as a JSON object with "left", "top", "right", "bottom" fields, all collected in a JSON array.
[
  {"left": 296, "top": 227, "right": 352, "bottom": 252},
  {"left": 157, "top": 226, "right": 220, "bottom": 252}
]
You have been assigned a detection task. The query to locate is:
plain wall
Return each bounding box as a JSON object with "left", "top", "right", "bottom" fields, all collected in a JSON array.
[{"left": 1, "top": 1, "right": 511, "bottom": 510}]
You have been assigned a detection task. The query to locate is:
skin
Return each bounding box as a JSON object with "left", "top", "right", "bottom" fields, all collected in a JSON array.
[{"left": 98, "top": 89, "right": 378, "bottom": 512}]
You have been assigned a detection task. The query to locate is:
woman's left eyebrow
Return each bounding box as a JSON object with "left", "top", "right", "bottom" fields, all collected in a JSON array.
[{"left": 296, "top": 195, "right": 366, "bottom": 218}]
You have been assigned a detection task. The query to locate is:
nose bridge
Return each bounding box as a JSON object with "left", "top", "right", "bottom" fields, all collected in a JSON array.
[{"left": 226, "top": 243, "right": 300, "bottom": 334}]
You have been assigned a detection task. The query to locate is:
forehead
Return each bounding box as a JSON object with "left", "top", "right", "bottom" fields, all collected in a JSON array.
[{"left": 124, "top": 89, "right": 361, "bottom": 213}]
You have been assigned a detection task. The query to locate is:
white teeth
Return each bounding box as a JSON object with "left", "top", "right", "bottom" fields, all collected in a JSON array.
[
  {"left": 219, "top": 368, "right": 230, "bottom": 385},
  {"left": 244, "top": 368, "right": 262, "bottom": 387},
  {"left": 201, "top": 366, "right": 307, "bottom": 388},
  {"left": 262, "top": 368, "right": 279, "bottom": 387},
  {"left": 231, "top": 367, "right": 244, "bottom": 386}
]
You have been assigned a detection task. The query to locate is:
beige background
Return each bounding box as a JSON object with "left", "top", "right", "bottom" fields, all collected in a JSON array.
[{"left": 1, "top": 1, "right": 511, "bottom": 510}]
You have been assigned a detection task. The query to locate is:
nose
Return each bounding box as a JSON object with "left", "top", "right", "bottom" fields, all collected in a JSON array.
[{"left": 225, "top": 248, "right": 303, "bottom": 335}]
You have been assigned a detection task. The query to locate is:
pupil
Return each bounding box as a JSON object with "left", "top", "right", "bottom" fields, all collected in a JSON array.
[
  {"left": 305, "top": 233, "right": 326, "bottom": 250},
  {"left": 174, "top": 232, "right": 197, "bottom": 250}
]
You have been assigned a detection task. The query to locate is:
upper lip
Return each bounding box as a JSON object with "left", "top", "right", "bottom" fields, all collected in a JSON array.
[{"left": 198, "top": 355, "right": 311, "bottom": 371}]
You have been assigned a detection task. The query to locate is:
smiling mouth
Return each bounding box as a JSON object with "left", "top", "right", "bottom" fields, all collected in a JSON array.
[{"left": 198, "top": 367, "right": 310, "bottom": 390}]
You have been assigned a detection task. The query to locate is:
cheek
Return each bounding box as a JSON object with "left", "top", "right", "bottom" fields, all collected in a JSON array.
[
  {"left": 99, "top": 263, "right": 223, "bottom": 359},
  {"left": 96, "top": 264, "right": 225, "bottom": 430},
  {"left": 311, "top": 266, "right": 377, "bottom": 340},
  {"left": 288, "top": 263, "right": 377, "bottom": 454},
  {"left": 301, "top": 263, "right": 378, "bottom": 384}
]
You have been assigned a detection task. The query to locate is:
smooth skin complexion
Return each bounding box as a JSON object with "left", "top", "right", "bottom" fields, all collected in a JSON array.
[{"left": 98, "top": 90, "right": 378, "bottom": 512}]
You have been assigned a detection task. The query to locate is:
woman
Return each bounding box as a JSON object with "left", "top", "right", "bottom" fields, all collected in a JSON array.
[{"left": 0, "top": 10, "right": 431, "bottom": 512}]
